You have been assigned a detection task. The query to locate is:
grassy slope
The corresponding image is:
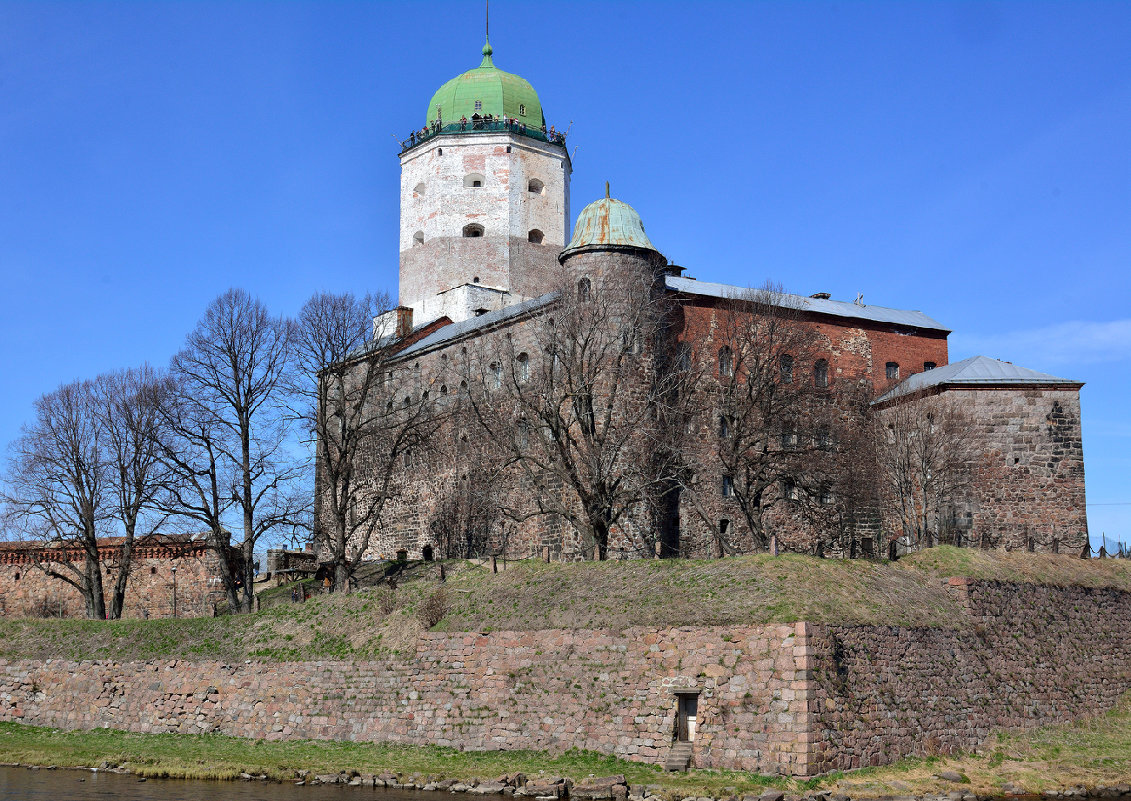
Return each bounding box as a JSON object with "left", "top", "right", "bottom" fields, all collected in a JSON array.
[
  {"left": 0, "top": 547, "right": 1127, "bottom": 663},
  {"left": 0, "top": 694, "right": 1128, "bottom": 796}
]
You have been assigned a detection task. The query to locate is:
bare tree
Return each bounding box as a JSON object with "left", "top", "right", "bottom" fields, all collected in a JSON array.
[
  {"left": 294, "top": 292, "right": 438, "bottom": 592},
  {"left": 428, "top": 473, "right": 501, "bottom": 559},
  {"left": 93, "top": 365, "right": 168, "bottom": 618},
  {"left": 872, "top": 393, "right": 978, "bottom": 552},
  {"left": 152, "top": 374, "right": 243, "bottom": 612},
  {"left": 167, "top": 289, "right": 302, "bottom": 612},
  {"left": 464, "top": 269, "right": 692, "bottom": 559},
  {"left": 3, "top": 380, "right": 109, "bottom": 618},
  {"left": 678, "top": 284, "right": 831, "bottom": 553}
]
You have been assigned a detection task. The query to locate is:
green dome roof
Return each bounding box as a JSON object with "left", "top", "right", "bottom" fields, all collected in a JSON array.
[
  {"left": 560, "top": 194, "right": 659, "bottom": 260},
  {"left": 426, "top": 41, "right": 545, "bottom": 127}
]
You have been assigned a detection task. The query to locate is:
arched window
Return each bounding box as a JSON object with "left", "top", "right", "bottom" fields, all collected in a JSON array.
[
  {"left": 519, "top": 103, "right": 527, "bottom": 116},
  {"left": 412, "top": 231, "right": 424, "bottom": 247},
  {"left": 440, "top": 384, "right": 448, "bottom": 395},
  {"left": 780, "top": 354, "right": 794, "bottom": 383},
  {"left": 814, "top": 358, "right": 829, "bottom": 388},
  {"left": 413, "top": 182, "right": 425, "bottom": 196},
  {"left": 463, "top": 224, "right": 485, "bottom": 238},
  {"left": 886, "top": 361, "right": 900, "bottom": 380},
  {"left": 719, "top": 519, "right": 731, "bottom": 537},
  {"left": 464, "top": 173, "right": 485, "bottom": 188},
  {"left": 577, "top": 277, "right": 591, "bottom": 303},
  {"left": 516, "top": 352, "right": 530, "bottom": 383},
  {"left": 528, "top": 178, "right": 544, "bottom": 194},
  {"left": 718, "top": 415, "right": 731, "bottom": 438},
  {"left": 782, "top": 478, "right": 798, "bottom": 502},
  {"left": 459, "top": 380, "right": 468, "bottom": 394},
  {"left": 718, "top": 345, "right": 733, "bottom": 378},
  {"left": 528, "top": 229, "right": 544, "bottom": 244},
  {"left": 474, "top": 100, "right": 482, "bottom": 111}
]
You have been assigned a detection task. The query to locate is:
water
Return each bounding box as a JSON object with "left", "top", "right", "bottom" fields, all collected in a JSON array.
[{"left": 0, "top": 766, "right": 450, "bottom": 801}]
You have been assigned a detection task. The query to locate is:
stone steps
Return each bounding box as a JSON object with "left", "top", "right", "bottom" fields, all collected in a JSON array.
[{"left": 664, "top": 741, "right": 693, "bottom": 772}]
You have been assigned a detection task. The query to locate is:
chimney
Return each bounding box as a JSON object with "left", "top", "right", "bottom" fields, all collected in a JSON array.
[{"left": 395, "top": 306, "right": 413, "bottom": 339}]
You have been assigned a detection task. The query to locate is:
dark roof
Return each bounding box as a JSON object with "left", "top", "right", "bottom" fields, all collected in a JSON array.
[
  {"left": 665, "top": 276, "right": 950, "bottom": 333},
  {"left": 875, "top": 355, "right": 1082, "bottom": 403}
]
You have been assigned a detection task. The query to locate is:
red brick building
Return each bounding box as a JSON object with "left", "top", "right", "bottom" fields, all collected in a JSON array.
[{"left": 315, "top": 42, "right": 1088, "bottom": 564}]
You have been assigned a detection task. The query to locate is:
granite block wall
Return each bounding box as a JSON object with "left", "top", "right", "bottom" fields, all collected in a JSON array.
[{"left": 2, "top": 579, "right": 1126, "bottom": 777}]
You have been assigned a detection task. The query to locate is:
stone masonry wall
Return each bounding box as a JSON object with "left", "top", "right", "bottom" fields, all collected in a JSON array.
[
  {"left": 0, "top": 624, "right": 817, "bottom": 776},
  {"left": 806, "top": 578, "right": 1131, "bottom": 773},
  {"left": 0, "top": 545, "right": 229, "bottom": 620},
  {"left": 0, "top": 580, "right": 1127, "bottom": 776}
]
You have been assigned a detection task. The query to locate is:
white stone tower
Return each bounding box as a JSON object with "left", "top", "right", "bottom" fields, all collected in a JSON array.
[{"left": 397, "top": 41, "right": 571, "bottom": 326}]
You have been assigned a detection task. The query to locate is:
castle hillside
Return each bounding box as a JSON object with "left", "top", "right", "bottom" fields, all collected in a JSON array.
[{"left": 315, "top": 39, "right": 1088, "bottom": 565}]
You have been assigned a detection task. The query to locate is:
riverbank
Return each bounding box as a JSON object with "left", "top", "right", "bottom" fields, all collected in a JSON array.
[{"left": 1, "top": 695, "right": 1128, "bottom": 800}]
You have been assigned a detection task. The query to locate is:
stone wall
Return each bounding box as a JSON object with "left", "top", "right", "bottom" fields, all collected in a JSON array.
[
  {"left": 807, "top": 578, "right": 1131, "bottom": 773},
  {"left": 0, "top": 541, "right": 230, "bottom": 620},
  {"left": 0, "top": 624, "right": 817, "bottom": 776},
  {"left": 1, "top": 579, "right": 1128, "bottom": 777},
  {"left": 949, "top": 387, "right": 1088, "bottom": 552}
]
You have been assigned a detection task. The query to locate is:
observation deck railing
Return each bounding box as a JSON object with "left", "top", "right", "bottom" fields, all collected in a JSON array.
[{"left": 399, "top": 119, "right": 567, "bottom": 153}]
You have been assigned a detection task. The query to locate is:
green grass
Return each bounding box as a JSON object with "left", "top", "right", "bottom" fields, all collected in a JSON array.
[
  {"left": 0, "top": 548, "right": 1125, "bottom": 664},
  {"left": 3, "top": 696, "right": 1130, "bottom": 797}
]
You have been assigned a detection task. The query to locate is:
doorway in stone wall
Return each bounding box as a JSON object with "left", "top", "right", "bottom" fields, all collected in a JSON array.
[{"left": 676, "top": 693, "right": 698, "bottom": 742}]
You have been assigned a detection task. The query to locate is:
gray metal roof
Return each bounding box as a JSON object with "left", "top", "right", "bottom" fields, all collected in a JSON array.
[
  {"left": 875, "top": 355, "right": 1081, "bottom": 403},
  {"left": 665, "top": 276, "right": 950, "bottom": 333},
  {"left": 391, "top": 292, "right": 559, "bottom": 361}
]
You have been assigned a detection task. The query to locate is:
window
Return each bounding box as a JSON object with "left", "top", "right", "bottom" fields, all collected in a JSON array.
[
  {"left": 474, "top": 99, "right": 482, "bottom": 111},
  {"left": 719, "top": 519, "right": 731, "bottom": 537},
  {"left": 814, "top": 358, "right": 829, "bottom": 388},
  {"left": 412, "top": 231, "right": 424, "bottom": 247},
  {"left": 577, "top": 277, "right": 591, "bottom": 303},
  {"left": 722, "top": 475, "right": 734, "bottom": 498},
  {"left": 435, "top": 107, "right": 441, "bottom": 119},
  {"left": 782, "top": 478, "right": 798, "bottom": 502},
  {"left": 528, "top": 178, "right": 544, "bottom": 194},
  {"left": 528, "top": 229, "right": 544, "bottom": 244},
  {"left": 490, "top": 362, "right": 502, "bottom": 389},
  {"left": 463, "top": 223, "right": 485, "bottom": 238},
  {"left": 886, "top": 362, "right": 900, "bottom": 380},
  {"left": 516, "top": 352, "right": 530, "bottom": 383},
  {"left": 464, "top": 173, "right": 485, "bottom": 188},
  {"left": 519, "top": 103, "right": 526, "bottom": 116},
  {"left": 780, "top": 354, "right": 794, "bottom": 383},
  {"left": 816, "top": 426, "right": 831, "bottom": 450},
  {"left": 718, "top": 415, "right": 731, "bottom": 438},
  {"left": 718, "top": 345, "right": 733, "bottom": 378},
  {"left": 819, "top": 488, "right": 834, "bottom": 506},
  {"left": 440, "top": 384, "right": 448, "bottom": 395},
  {"left": 676, "top": 342, "right": 692, "bottom": 372},
  {"left": 924, "top": 361, "right": 937, "bottom": 371},
  {"left": 781, "top": 425, "right": 798, "bottom": 449}
]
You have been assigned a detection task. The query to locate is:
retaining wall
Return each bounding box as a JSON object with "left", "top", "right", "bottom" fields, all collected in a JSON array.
[{"left": 0, "top": 579, "right": 1128, "bottom": 777}]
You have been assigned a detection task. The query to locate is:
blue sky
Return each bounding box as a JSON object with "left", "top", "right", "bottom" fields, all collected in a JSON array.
[{"left": 1, "top": 1, "right": 1129, "bottom": 548}]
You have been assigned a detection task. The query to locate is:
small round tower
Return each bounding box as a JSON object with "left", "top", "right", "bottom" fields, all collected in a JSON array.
[{"left": 558, "top": 190, "right": 667, "bottom": 289}]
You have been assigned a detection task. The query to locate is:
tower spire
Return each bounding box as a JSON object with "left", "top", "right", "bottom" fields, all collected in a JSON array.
[{"left": 481, "top": 0, "right": 494, "bottom": 64}]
